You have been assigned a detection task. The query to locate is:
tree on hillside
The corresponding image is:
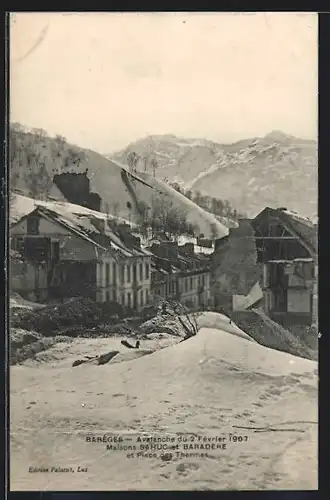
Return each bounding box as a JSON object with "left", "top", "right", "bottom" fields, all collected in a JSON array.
[
  {"left": 10, "top": 123, "right": 88, "bottom": 203},
  {"left": 11, "top": 122, "right": 26, "bottom": 134},
  {"left": 147, "top": 195, "right": 189, "bottom": 238},
  {"left": 127, "top": 151, "right": 139, "bottom": 174},
  {"left": 23, "top": 133, "right": 53, "bottom": 201},
  {"left": 193, "top": 190, "right": 201, "bottom": 206},
  {"left": 142, "top": 155, "right": 149, "bottom": 173},
  {"left": 150, "top": 157, "right": 158, "bottom": 178},
  {"left": 136, "top": 200, "right": 150, "bottom": 235},
  {"left": 31, "top": 127, "right": 48, "bottom": 140},
  {"left": 169, "top": 181, "right": 185, "bottom": 195},
  {"left": 185, "top": 189, "right": 192, "bottom": 200}
]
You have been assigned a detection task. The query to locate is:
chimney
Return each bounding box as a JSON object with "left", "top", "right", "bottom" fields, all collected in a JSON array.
[
  {"left": 180, "top": 242, "right": 195, "bottom": 256},
  {"left": 163, "top": 241, "right": 178, "bottom": 261},
  {"left": 150, "top": 241, "right": 178, "bottom": 261}
]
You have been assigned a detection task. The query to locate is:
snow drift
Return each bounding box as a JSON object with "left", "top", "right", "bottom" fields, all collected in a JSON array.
[{"left": 11, "top": 326, "right": 317, "bottom": 491}]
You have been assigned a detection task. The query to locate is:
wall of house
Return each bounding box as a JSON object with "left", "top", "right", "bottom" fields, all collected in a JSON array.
[
  {"left": 179, "top": 271, "right": 212, "bottom": 309},
  {"left": 10, "top": 260, "right": 48, "bottom": 302},
  {"left": 287, "top": 289, "right": 311, "bottom": 313},
  {"left": 96, "top": 255, "right": 151, "bottom": 310},
  {"left": 212, "top": 219, "right": 262, "bottom": 312},
  {"left": 11, "top": 216, "right": 98, "bottom": 261}
]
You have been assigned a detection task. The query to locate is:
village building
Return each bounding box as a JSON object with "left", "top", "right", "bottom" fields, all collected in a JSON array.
[
  {"left": 10, "top": 205, "right": 152, "bottom": 310},
  {"left": 148, "top": 239, "right": 212, "bottom": 309},
  {"left": 251, "top": 207, "right": 318, "bottom": 328}
]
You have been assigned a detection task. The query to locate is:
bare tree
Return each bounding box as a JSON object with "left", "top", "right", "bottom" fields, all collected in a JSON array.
[
  {"left": 127, "top": 151, "right": 139, "bottom": 174},
  {"left": 143, "top": 155, "right": 149, "bottom": 172},
  {"left": 136, "top": 199, "right": 149, "bottom": 223},
  {"left": 150, "top": 157, "right": 158, "bottom": 178},
  {"left": 9, "top": 123, "right": 87, "bottom": 204},
  {"left": 147, "top": 195, "right": 189, "bottom": 238},
  {"left": 11, "top": 122, "right": 26, "bottom": 134},
  {"left": 172, "top": 301, "right": 199, "bottom": 339}
]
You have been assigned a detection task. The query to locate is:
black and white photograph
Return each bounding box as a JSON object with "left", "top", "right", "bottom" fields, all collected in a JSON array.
[{"left": 9, "top": 12, "right": 318, "bottom": 491}]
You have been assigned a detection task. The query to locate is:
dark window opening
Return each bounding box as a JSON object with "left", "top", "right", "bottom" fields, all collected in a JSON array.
[
  {"left": 106, "top": 263, "right": 110, "bottom": 286},
  {"left": 51, "top": 241, "right": 60, "bottom": 261},
  {"left": 145, "top": 263, "right": 150, "bottom": 280},
  {"left": 27, "top": 216, "right": 40, "bottom": 235}
]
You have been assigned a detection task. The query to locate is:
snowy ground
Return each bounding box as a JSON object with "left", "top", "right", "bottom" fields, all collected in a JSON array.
[{"left": 10, "top": 326, "right": 318, "bottom": 491}]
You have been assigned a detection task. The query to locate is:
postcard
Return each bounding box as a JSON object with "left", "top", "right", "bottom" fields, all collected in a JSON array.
[{"left": 9, "top": 12, "right": 318, "bottom": 491}]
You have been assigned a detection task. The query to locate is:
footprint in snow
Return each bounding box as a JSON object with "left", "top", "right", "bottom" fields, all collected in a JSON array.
[{"left": 176, "top": 462, "right": 200, "bottom": 474}]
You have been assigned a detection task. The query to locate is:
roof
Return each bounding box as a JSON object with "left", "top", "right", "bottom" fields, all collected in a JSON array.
[
  {"left": 252, "top": 207, "right": 317, "bottom": 257},
  {"left": 11, "top": 205, "right": 152, "bottom": 259},
  {"left": 10, "top": 193, "right": 135, "bottom": 228}
]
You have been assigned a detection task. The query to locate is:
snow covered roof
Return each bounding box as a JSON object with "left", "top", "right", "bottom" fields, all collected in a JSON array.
[
  {"left": 252, "top": 206, "right": 317, "bottom": 257},
  {"left": 10, "top": 193, "right": 135, "bottom": 228},
  {"left": 11, "top": 204, "right": 151, "bottom": 259}
]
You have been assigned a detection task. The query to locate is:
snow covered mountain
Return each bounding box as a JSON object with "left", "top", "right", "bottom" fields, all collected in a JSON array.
[{"left": 112, "top": 131, "right": 317, "bottom": 219}]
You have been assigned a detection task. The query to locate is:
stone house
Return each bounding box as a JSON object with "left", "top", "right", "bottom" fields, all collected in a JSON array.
[
  {"left": 149, "top": 240, "right": 212, "bottom": 309},
  {"left": 10, "top": 205, "right": 152, "bottom": 310},
  {"left": 251, "top": 207, "right": 318, "bottom": 327}
]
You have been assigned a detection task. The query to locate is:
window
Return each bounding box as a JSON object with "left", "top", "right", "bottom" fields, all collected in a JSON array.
[
  {"left": 112, "top": 290, "right": 117, "bottom": 302},
  {"left": 12, "top": 236, "right": 25, "bottom": 253},
  {"left": 127, "top": 292, "right": 131, "bottom": 308},
  {"left": 190, "top": 277, "right": 193, "bottom": 290},
  {"left": 127, "top": 265, "right": 131, "bottom": 283},
  {"left": 105, "top": 263, "right": 110, "bottom": 286},
  {"left": 145, "top": 263, "right": 150, "bottom": 280},
  {"left": 121, "top": 293, "right": 125, "bottom": 306},
  {"left": 112, "top": 263, "right": 117, "bottom": 284},
  {"left": 106, "top": 291, "right": 110, "bottom": 302},
  {"left": 184, "top": 278, "right": 188, "bottom": 293},
  {"left": 99, "top": 261, "right": 103, "bottom": 284},
  {"left": 120, "top": 265, "right": 125, "bottom": 284},
  {"left": 140, "top": 263, "right": 143, "bottom": 281},
  {"left": 145, "top": 289, "right": 149, "bottom": 304},
  {"left": 140, "top": 290, "right": 144, "bottom": 307},
  {"left": 51, "top": 241, "right": 60, "bottom": 261},
  {"left": 27, "top": 216, "right": 39, "bottom": 235}
]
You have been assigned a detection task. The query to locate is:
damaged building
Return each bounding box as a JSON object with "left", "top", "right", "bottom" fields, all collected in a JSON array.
[
  {"left": 251, "top": 207, "right": 318, "bottom": 328},
  {"left": 10, "top": 205, "right": 152, "bottom": 310}
]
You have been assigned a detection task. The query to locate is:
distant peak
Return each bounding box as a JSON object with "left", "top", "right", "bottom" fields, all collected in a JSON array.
[{"left": 264, "top": 130, "right": 293, "bottom": 142}]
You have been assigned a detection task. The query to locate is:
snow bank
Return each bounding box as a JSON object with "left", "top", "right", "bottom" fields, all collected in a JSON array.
[
  {"left": 11, "top": 325, "right": 317, "bottom": 491},
  {"left": 197, "top": 311, "right": 255, "bottom": 343}
]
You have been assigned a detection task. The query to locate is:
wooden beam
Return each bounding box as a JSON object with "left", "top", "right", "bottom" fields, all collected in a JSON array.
[{"left": 254, "top": 236, "right": 299, "bottom": 240}]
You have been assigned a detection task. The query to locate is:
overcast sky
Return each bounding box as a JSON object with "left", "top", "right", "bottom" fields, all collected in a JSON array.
[{"left": 10, "top": 12, "right": 317, "bottom": 153}]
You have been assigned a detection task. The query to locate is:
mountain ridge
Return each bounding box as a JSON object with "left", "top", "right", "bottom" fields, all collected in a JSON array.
[
  {"left": 9, "top": 126, "right": 229, "bottom": 239},
  {"left": 111, "top": 131, "right": 317, "bottom": 219}
]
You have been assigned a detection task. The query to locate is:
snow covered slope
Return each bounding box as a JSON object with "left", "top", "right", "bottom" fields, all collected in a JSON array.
[{"left": 11, "top": 327, "right": 317, "bottom": 490}]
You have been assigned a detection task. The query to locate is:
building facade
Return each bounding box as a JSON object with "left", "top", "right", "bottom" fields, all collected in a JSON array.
[
  {"left": 251, "top": 207, "right": 318, "bottom": 327},
  {"left": 149, "top": 240, "right": 212, "bottom": 309},
  {"left": 10, "top": 205, "right": 152, "bottom": 310}
]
